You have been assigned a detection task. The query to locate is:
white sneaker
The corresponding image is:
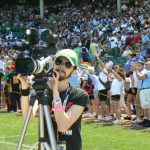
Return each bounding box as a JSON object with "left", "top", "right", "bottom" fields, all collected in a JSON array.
[
  {"left": 113, "top": 119, "right": 122, "bottom": 124},
  {"left": 98, "top": 116, "right": 106, "bottom": 121},
  {"left": 92, "top": 112, "right": 96, "bottom": 116},
  {"left": 133, "top": 118, "right": 142, "bottom": 124},
  {"left": 105, "top": 116, "right": 113, "bottom": 121}
]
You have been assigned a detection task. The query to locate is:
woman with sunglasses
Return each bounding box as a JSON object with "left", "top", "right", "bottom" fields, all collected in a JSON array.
[{"left": 17, "top": 49, "right": 88, "bottom": 150}]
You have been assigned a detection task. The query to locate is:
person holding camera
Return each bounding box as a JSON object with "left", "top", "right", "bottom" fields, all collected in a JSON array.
[
  {"left": 17, "top": 49, "right": 88, "bottom": 150},
  {"left": 133, "top": 61, "right": 150, "bottom": 127}
]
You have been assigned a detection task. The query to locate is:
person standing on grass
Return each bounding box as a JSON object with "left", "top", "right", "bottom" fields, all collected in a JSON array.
[
  {"left": 7, "top": 65, "right": 21, "bottom": 112},
  {"left": 17, "top": 49, "right": 88, "bottom": 150},
  {"left": 124, "top": 66, "right": 139, "bottom": 120},
  {"left": 133, "top": 61, "right": 150, "bottom": 127},
  {"left": 100, "top": 66, "right": 125, "bottom": 124},
  {"left": 3, "top": 66, "right": 11, "bottom": 112},
  {"left": 132, "top": 61, "right": 147, "bottom": 124},
  {"left": 96, "top": 54, "right": 112, "bottom": 122},
  {"left": 82, "top": 66, "right": 97, "bottom": 117},
  {"left": 0, "top": 71, "right": 4, "bottom": 109}
]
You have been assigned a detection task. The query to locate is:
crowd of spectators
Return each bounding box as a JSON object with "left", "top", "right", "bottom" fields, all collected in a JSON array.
[{"left": 0, "top": 0, "right": 150, "bottom": 127}]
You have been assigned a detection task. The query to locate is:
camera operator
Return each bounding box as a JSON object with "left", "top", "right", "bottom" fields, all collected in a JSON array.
[{"left": 17, "top": 49, "right": 88, "bottom": 150}]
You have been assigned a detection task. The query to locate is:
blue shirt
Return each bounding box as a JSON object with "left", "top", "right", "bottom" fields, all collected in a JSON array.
[
  {"left": 140, "top": 50, "right": 147, "bottom": 57},
  {"left": 124, "top": 59, "right": 132, "bottom": 71},
  {"left": 69, "top": 71, "right": 80, "bottom": 87},
  {"left": 140, "top": 70, "right": 150, "bottom": 89},
  {"left": 142, "top": 35, "right": 150, "bottom": 44},
  {"left": 132, "top": 56, "right": 144, "bottom": 62}
]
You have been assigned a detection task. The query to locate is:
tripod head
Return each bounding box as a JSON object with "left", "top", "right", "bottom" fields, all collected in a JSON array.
[{"left": 32, "top": 77, "right": 49, "bottom": 91}]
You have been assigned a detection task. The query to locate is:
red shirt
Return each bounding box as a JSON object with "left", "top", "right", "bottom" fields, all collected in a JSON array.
[
  {"left": 134, "top": 35, "right": 142, "bottom": 43},
  {"left": 126, "top": 36, "right": 133, "bottom": 46}
]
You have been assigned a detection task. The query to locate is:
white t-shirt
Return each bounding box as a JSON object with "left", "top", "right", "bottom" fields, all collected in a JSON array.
[
  {"left": 97, "top": 71, "right": 108, "bottom": 90},
  {"left": 105, "top": 61, "right": 113, "bottom": 69},
  {"left": 93, "top": 76, "right": 99, "bottom": 91},
  {"left": 109, "top": 37, "right": 118, "bottom": 48},
  {"left": 132, "top": 71, "right": 139, "bottom": 88},
  {"left": 121, "top": 35, "right": 127, "bottom": 42},
  {"left": 111, "top": 78, "right": 124, "bottom": 95},
  {"left": 122, "top": 50, "right": 132, "bottom": 57}
]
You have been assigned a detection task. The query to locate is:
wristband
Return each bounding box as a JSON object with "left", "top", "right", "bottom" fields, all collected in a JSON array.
[
  {"left": 52, "top": 107, "right": 65, "bottom": 112},
  {"left": 54, "top": 98, "right": 61, "bottom": 104},
  {"left": 21, "top": 88, "right": 30, "bottom": 96}
]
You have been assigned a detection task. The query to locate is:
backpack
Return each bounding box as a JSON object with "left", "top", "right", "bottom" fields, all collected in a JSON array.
[{"left": 83, "top": 75, "right": 94, "bottom": 95}]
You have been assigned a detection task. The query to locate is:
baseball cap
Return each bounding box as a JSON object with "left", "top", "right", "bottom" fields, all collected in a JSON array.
[{"left": 55, "top": 49, "right": 78, "bottom": 68}]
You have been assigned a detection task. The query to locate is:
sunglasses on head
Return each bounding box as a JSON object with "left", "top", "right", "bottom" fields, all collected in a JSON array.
[{"left": 55, "top": 58, "right": 72, "bottom": 68}]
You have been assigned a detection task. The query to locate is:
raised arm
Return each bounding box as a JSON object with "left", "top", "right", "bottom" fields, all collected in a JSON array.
[{"left": 17, "top": 74, "right": 38, "bottom": 119}]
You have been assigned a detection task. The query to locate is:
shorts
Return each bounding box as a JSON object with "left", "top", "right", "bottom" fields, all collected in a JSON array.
[
  {"left": 89, "top": 94, "right": 94, "bottom": 100},
  {"left": 128, "top": 88, "right": 137, "bottom": 95},
  {"left": 111, "top": 95, "right": 120, "bottom": 101},
  {"left": 98, "top": 89, "right": 108, "bottom": 101}
]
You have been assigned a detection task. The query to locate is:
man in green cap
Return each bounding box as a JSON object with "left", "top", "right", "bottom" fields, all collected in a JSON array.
[{"left": 17, "top": 49, "right": 88, "bottom": 150}]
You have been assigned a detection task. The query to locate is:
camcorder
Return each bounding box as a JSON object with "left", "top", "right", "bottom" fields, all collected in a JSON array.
[{"left": 13, "top": 28, "right": 58, "bottom": 77}]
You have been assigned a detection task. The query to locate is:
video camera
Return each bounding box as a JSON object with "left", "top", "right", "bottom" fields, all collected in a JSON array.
[{"left": 14, "top": 28, "right": 58, "bottom": 77}]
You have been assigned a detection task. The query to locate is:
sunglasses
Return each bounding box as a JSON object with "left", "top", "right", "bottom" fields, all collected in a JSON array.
[{"left": 55, "top": 58, "right": 72, "bottom": 68}]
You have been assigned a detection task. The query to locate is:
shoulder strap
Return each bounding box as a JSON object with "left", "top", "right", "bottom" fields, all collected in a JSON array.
[
  {"left": 87, "top": 74, "right": 92, "bottom": 82},
  {"left": 99, "top": 77, "right": 105, "bottom": 85}
]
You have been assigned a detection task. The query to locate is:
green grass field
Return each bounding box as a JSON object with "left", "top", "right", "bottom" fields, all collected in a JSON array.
[{"left": 0, "top": 112, "right": 150, "bottom": 150}]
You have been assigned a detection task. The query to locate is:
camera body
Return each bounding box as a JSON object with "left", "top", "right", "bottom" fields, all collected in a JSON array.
[{"left": 14, "top": 28, "right": 58, "bottom": 77}]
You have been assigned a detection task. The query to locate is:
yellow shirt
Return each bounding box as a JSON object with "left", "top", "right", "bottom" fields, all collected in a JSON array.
[{"left": 90, "top": 43, "right": 98, "bottom": 56}]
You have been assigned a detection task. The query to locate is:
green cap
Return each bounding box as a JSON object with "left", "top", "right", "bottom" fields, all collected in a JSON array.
[{"left": 55, "top": 49, "right": 79, "bottom": 68}]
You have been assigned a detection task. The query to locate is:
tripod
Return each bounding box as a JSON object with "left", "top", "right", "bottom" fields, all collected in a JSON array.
[{"left": 17, "top": 77, "right": 57, "bottom": 150}]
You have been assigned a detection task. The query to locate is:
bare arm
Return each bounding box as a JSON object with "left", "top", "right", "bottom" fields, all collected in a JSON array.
[
  {"left": 96, "top": 53, "right": 105, "bottom": 69},
  {"left": 101, "top": 68, "right": 114, "bottom": 80},
  {"left": 17, "top": 75, "right": 38, "bottom": 119},
  {"left": 135, "top": 70, "right": 147, "bottom": 80},
  {"left": 48, "top": 71, "right": 85, "bottom": 132},
  {"left": 132, "top": 65, "right": 147, "bottom": 80}
]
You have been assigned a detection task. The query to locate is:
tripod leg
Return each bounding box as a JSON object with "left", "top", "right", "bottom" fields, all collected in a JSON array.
[
  {"left": 39, "top": 104, "right": 45, "bottom": 150},
  {"left": 17, "top": 95, "right": 36, "bottom": 150},
  {"left": 17, "top": 106, "right": 33, "bottom": 150},
  {"left": 44, "top": 105, "right": 57, "bottom": 150},
  {"left": 43, "top": 142, "right": 51, "bottom": 150},
  {"left": 39, "top": 104, "right": 54, "bottom": 150}
]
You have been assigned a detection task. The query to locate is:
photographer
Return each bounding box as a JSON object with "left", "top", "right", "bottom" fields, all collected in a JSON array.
[{"left": 17, "top": 49, "right": 88, "bottom": 150}]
